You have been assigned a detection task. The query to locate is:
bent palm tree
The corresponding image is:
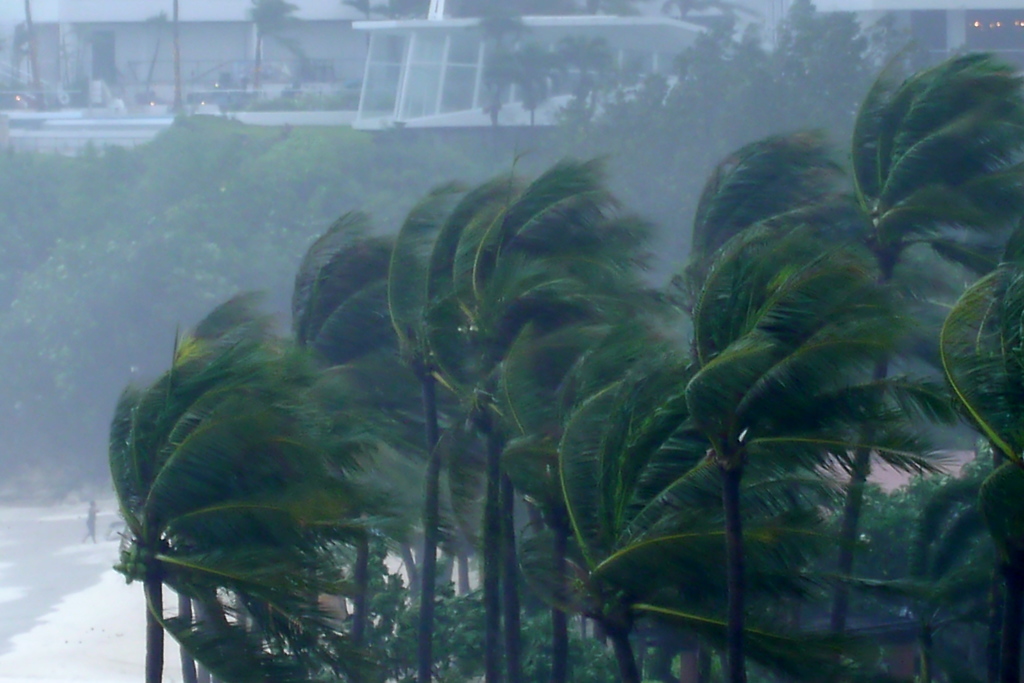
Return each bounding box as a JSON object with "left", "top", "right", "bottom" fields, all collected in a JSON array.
[
  {"left": 687, "top": 226, "right": 950, "bottom": 682},
  {"left": 832, "top": 52, "right": 1024, "bottom": 633},
  {"left": 941, "top": 226, "right": 1024, "bottom": 683},
  {"left": 292, "top": 211, "right": 421, "bottom": 648},
  {"left": 249, "top": 0, "right": 300, "bottom": 92},
  {"left": 110, "top": 295, "right": 373, "bottom": 683}
]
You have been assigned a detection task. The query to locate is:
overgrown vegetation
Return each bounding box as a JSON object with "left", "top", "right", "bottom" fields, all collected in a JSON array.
[
  {"left": 6, "top": 3, "right": 1024, "bottom": 682},
  {"left": 107, "top": 47, "right": 1024, "bottom": 683}
]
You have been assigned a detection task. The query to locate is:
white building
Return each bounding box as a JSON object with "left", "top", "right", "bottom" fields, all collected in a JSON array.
[
  {"left": 740, "top": 0, "right": 1024, "bottom": 66},
  {"left": 353, "top": 14, "right": 704, "bottom": 128},
  {"left": 0, "top": 1, "right": 369, "bottom": 106}
]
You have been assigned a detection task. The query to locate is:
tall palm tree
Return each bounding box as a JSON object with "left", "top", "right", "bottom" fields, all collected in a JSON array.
[
  {"left": 831, "top": 52, "right": 1024, "bottom": 634},
  {"left": 249, "top": 0, "right": 300, "bottom": 93},
  {"left": 110, "top": 295, "right": 374, "bottom": 683},
  {"left": 686, "top": 225, "right": 949, "bottom": 683},
  {"left": 388, "top": 159, "right": 651, "bottom": 683},
  {"left": 291, "top": 212, "right": 419, "bottom": 648},
  {"left": 941, "top": 226, "right": 1024, "bottom": 683},
  {"left": 386, "top": 184, "right": 471, "bottom": 683},
  {"left": 508, "top": 316, "right": 874, "bottom": 683}
]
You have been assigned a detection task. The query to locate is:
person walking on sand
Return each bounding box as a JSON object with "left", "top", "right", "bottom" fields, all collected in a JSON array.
[{"left": 82, "top": 501, "right": 97, "bottom": 543}]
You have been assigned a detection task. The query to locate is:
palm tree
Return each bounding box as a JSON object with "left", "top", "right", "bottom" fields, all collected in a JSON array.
[
  {"left": 502, "top": 322, "right": 668, "bottom": 683},
  {"left": 291, "top": 212, "right": 417, "bottom": 648},
  {"left": 830, "top": 52, "right": 1024, "bottom": 634},
  {"left": 555, "top": 36, "right": 612, "bottom": 122},
  {"left": 249, "top": 0, "right": 300, "bottom": 93},
  {"left": 861, "top": 473, "right": 992, "bottom": 683},
  {"left": 941, "top": 226, "right": 1024, "bottom": 683},
  {"left": 385, "top": 184, "right": 472, "bottom": 683},
  {"left": 512, "top": 42, "right": 554, "bottom": 126},
  {"left": 388, "top": 159, "right": 651, "bottom": 683},
  {"left": 686, "top": 224, "right": 949, "bottom": 683},
  {"left": 109, "top": 295, "right": 374, "bottom": 683},
  {"left": 508, "top": 316, "right": 878, "bottom": 683}
]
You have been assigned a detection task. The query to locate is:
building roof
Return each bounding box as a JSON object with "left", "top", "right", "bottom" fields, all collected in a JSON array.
[{"left": 353, "top": 14, "right": 706, "bottom": 52}]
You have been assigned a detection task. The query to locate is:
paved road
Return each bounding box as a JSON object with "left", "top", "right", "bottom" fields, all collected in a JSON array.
[{"left": 0, "top": 502, "right": 121, "bottom": 656}]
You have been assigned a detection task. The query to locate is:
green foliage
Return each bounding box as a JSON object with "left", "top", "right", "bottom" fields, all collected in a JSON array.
[
  {"left": 0, "top": 118, "right": 493, "bottom": 485},
  {"left": 850, "top": 52, "right": 1024, "bottom": 274},
  {"left": 361, "top": 540, "right": 618, "bottom": 682},
  {"left": 109, "top": 295, "right": 376, "bottom": 682}
]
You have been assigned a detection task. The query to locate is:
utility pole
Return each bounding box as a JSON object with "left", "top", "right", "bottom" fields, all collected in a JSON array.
[
  {"left": 172, "top": 0, "right": 182, "bottom": 112},
  {"left": 24, "top": 0, "right": 45, "bottom": 110}
]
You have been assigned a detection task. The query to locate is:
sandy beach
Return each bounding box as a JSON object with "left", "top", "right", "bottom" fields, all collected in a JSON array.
[{"left": 0, "top": 501, "right": 159, "bottom": 683}]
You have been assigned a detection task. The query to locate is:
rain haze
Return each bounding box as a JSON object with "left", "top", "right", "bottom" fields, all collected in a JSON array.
[{"left": 0, "top": 0, "right": 1021, "bottom": 682}]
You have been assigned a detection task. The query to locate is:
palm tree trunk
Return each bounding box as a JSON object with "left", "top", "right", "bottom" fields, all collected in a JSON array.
[
  {"left": 144, "top": 569, "right": 164, "bottom": 683},
  {"left": 178, "top": 592, "right": 197, "bottom": 683},
  {"left": 501, "top": 474, "right": 522, "bottom": 683},
  {"left": 458, "top": 545, "right": 471, "bottom": 595},
  {"left": 1000, "top": 554, "right": 1024, "bottom": 683},
  {"left": 698, "top": 646, "right": 711, "bottom": 683},
  {"left": 418, "top": 371, "right": 442, "bottom": 683},
  {"left": 550, "top": 519, "right": 569, "bottom": 683},
  {"left": 722, "top": 465, "right": 747, "bottom": 683},
  {"left": 831, "top": 357, "right": 890, "bottom": 634},
  {"left": 608, "top": 625, "right": 641, "bottom": 683},
  {"left": 484, "top": 421, "right": 504, "bottom": 683},
  {"left": 988, "top": 567, "right": 1005, "bottom": 683},
  {"left": 989, "top": 446, "right": 1008, "bottom": 683},
  {"left": 919, "top": 622, "right": 933, "bottom": 683},
  {"left": 24, "top": 0, "right": 43, "bottom": 111},
  {"left": 829, "top": 448, "right": 868, "bottom": 633},
  {"left": 353, "top": 533, "right": 370, "bottom": 646},
  {"left": 172, "top": 0, "right": 182, "bottom": 112},
  {"left": 831, "top": 251, "right": 894, "bottom": 633}
]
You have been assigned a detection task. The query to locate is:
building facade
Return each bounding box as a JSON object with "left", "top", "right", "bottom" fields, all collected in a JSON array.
[
  {"left": 353, "top": 15, "right": 703, "bottom": 128},
  {"left": 0, "top": 1, "right": 369, "bottom": 106}
]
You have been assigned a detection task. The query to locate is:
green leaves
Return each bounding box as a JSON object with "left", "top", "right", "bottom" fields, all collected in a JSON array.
[
  {"left": 852, "top": 53, "right": 1024, "bottom": 255},
  {"left": 110, "top": 297, "right": 373, "bottom": 681},
  {"left": 940, "top": 232, "right": 1024, "bottom": 462}
]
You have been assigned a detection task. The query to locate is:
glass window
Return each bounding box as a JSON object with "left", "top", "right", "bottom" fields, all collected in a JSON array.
[
  {"left": 369, "top": 34, "right": 407, "bottom": 65},
  {"left": 449, "top": 34, "right": 480, "bottom": 65},
  {"left": 362, "top": 63, "right": 401, "bottom": 116},
  {"left": 361, "top": 34, "right": 407, "bottom": 118},
  {"left": 401, "top": 63, "right": 443, "bottom": 118},
  {"left": 441, "top": 64, "right": 476, "bottom": 112},
  {"left": 411, "top": 34, "right": 446, "bottom": 64}
]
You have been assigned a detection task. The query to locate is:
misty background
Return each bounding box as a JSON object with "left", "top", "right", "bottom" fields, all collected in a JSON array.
[{"left": 0, "top": 0, "right": 952, "bottom": 494}]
